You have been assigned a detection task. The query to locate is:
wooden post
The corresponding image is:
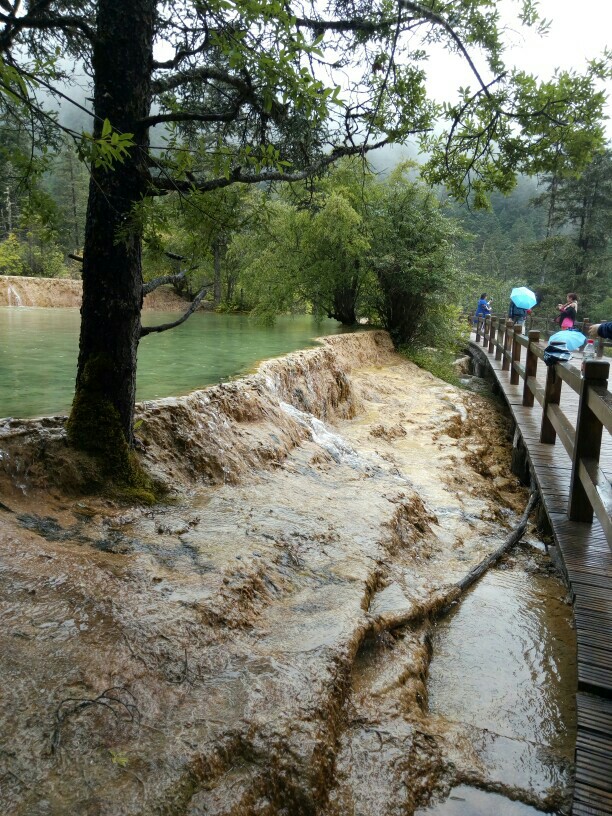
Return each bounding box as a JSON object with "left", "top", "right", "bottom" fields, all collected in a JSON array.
[
  {"left": 482, "top": 315, "right": 490, "bottom": 346},
  {"left": 567, "top": 359, "right": 610, "bottom": 523},
  {"left": 495, "top": 317, "right": 504, "bottom": 361},
  {"left": 540, "top": 362, "right": 562, "bottom": 444},
  {"left": 488, "top": 315, "right": 496, "bottom": 353},
  {"left": 523, "top": 330, "right": 540, "bottom": 407},
  {"left": 502, "top": 319, "right": 513, "bottom": 371},
  {"left": 510, "top": 324, "right": 522, "bottom": 385},
  {"left": 475, "top": 316, "right": 481, "bottom": 342}
]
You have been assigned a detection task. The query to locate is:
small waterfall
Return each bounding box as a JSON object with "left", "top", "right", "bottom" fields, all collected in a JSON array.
[
  {"left": 7, "top": 284, "right": 23, "bottom": 307},
  {"left": 279, "top": 400, "right": 382, "bottom": 474}
]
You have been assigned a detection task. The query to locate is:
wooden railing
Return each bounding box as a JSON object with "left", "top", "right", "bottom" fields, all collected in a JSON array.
[
  {"left": 473, "top": 314, "right": 612, "bottom": 541},
  {"left": 468, "top": 310, "right": 611, "bottom": 357}
]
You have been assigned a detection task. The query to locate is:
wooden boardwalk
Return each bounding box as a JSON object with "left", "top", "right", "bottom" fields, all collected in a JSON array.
[{"left": 469, "top": 331, "right": 612, "bottom": 816}]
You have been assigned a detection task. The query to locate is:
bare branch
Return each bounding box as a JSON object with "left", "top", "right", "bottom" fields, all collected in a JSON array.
[
  {"left": 71, "top": 251, "right": 190, "bottom": 277},
  {"left": 140, "top": 284, "right": 212, "bottom": 337},
  {"left": 0, "top": 12, "right": 94, "bottom": 49},
  {"left": 152, "top": 65, "right": 252, "bottom": 97},
  {"left": 51, "top": 686, "right": 140, "bottom": 755},
  {"left": 142, "top": 264, "right": 202, "bottom": 295},
  {"left": 163, "top": 250, "right": 187, "bottom": 262},
  {"left": 142, "top": 270, "right": 186, "bottom": 295}
]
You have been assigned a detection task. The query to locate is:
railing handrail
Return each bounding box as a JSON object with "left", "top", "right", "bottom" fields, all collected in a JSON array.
[
  {"left": 472, "top": 314, "right": 612, "bottom": 542},
  {"left": 470, "top": 310, "right": 612, "bottom": 357}
]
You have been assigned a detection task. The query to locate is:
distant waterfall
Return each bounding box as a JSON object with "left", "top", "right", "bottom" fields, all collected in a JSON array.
[{"left": 7, "top": 284, "right": 23, "bottom": 307}]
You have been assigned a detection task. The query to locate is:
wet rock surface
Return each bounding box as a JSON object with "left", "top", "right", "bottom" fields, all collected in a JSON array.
[{"left": 0, "top": 333, "right": 575, "bottom": 815}]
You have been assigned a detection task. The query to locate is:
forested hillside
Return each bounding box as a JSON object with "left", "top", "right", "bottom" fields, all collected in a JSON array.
[
  {"left": 450, "top": 152, "right": 612, "bottom": 321},
  {"left": 2, "top": 124, "right": 610, "bottom": 326}
]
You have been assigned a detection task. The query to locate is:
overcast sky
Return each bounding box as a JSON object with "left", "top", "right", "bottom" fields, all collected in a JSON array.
[{"left": 425, "top": 0, "right": 611, "bottom": 134}]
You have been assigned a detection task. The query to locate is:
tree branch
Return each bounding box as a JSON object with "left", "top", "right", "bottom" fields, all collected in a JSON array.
[
  {"left": 150, "top": 139, "right": 391, "bottom": 196},
  {"left": 139, "top": 108, "right": 240, "bottom": 128},
  {"left": 71, "top": 251, "right": 190, "bottom": 278},
  {"left": 152, "top": 65, "right": 252, "bottom": 97},
  {"left": 294, "top": 15, "right": 398, "bottom": 34},
  {"left": 142, "top": 270, "right": 187, "bottom": 295},
  {"left": 142, "top": 262, "right": 200, "bottom": 294},
  {"left": 397, "top": 0, "right": 495, "bottom": 102},
  {"left": 140, "top": 284, "right": 212, "bottom": 337},
  {"left": 0, "top": 12, "right": 94, "bottom": 49}
]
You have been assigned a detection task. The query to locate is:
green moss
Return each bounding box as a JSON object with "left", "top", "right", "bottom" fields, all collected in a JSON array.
[
  {"left": 66, "top": 353, "right": 161, "bottom": 502},
  {"left": 400, "top": 346, "right": 463, "bottom": 387}
]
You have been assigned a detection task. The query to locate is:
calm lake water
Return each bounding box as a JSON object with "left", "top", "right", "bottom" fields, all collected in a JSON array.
[{"left": 0, "top": 308, "right": 346, "bottom": 419}]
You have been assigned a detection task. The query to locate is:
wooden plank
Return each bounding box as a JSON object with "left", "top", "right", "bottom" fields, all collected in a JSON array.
[
  {"left": 577, "top": 644, "right": 612, "bottom": 670},
  {"left": 576, "top": 732, "right": 612, "bottom": 756},
  {"left": 573, "top": 784, "right": 612, "bottom": 816},
  {"left": 575, "top": 752, "right": 612, "bottom": 791},
  {"left": 578, "top": 664, "right": 612, "bottom": 697}
]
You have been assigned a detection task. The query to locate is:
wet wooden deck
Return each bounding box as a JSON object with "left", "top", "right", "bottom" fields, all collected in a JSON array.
[{"left": 468, "top": 333, "right": 612, "bottom": 816}]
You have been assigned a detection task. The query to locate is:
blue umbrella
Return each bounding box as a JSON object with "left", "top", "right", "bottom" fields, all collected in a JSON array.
[
  {"left": 510, "top": 286, "right": 537, "bottom": 310},
  {"left": 549, "top": 330, "right": 586, "bottom": 351}
]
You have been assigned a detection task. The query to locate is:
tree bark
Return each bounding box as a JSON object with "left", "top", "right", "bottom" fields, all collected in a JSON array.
[
  {"left": 69, "top": 0, "right": 154, "bottom": 455},
  {"left": 213, "top": 236, "right": 222, "bottom": 307}
]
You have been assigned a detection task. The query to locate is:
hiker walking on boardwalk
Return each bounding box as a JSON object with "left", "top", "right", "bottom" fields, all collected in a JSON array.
[{"left": 508, "top": 286, "right": 537, "bottom": 327}]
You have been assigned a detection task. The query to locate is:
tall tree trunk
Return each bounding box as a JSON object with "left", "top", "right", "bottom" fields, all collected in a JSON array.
[
  {"left": 68, "top": 152, "right": 81, "bottom": 253},
  {"left": 328, "top": 264, "right": 359, "bottom": 325},
  {"left": 68, "top": 0, "right": 154, "bottom": 466},
  {"left": 213, "top": 236, "right": 222, "bottom": 306}
]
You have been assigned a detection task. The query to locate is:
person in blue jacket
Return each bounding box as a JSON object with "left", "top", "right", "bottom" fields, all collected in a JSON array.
[
  {"left": 474, "top": 293, "right": 491, "bottom": 325},
  {"left": 588, "top": 322, "right": 612, "bottom": 340}
]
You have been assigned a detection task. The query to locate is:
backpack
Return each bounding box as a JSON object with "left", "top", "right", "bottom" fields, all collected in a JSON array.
[{"left": 543, "top": 342, "right": 572, "bottom": 367}]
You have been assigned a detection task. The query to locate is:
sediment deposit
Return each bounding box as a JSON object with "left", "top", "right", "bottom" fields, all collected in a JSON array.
[
  {"left": 0, "top": 332, "right": 574, "bottom": 816},
  {"left": 0, "top": 274, "right": 187, "bottom": 310}
]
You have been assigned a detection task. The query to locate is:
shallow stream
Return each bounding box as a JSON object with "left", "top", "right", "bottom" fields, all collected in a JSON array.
[{"left": 418, "top": 540, "right": 576, "bottom": 814}]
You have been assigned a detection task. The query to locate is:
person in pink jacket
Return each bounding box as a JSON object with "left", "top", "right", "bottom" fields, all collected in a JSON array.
[{"left": 557, "top": 293, "right": 578, "bottom": 329}]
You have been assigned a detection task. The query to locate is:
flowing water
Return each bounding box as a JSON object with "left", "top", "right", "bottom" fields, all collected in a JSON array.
[
  {"left": 416, "top": 540, "right": 576, "bottom": 815},
  {"left": 0, "top": 307, "right": 345, "bottom": 418},
  {"left": 0, "top": 333, "right": 577, "bottom": 815}
]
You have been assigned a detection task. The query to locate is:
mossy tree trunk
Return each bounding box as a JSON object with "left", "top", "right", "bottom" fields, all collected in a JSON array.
[
  {"left": 68, "top": 0, "right": 154, "bottom": 471},
  {"left": 328, "top": 267, "right": 360, "bottom": 325}
]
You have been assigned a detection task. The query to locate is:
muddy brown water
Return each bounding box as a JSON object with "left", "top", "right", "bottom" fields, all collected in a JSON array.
[{"left": 0, "top": 332, "right": 576, "bottom": 815}]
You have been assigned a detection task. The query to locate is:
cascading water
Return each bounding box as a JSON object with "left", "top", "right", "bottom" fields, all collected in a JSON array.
[{"left": 7, "top": 283, "right": 23, "bottom": 307}]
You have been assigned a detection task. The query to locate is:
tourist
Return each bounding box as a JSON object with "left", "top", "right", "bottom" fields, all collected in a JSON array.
[
  {"left": 508, "top": 300, "right": 530, "bottom": 326},
  {"left": 474, "top": 293, "right": 491, "bottom": 325},
  {"left": 556, "top": 293, "right": 578, "bottom": 329},
  {"left": 588, "top": 322, "right": 612, "bottom": 340}
]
